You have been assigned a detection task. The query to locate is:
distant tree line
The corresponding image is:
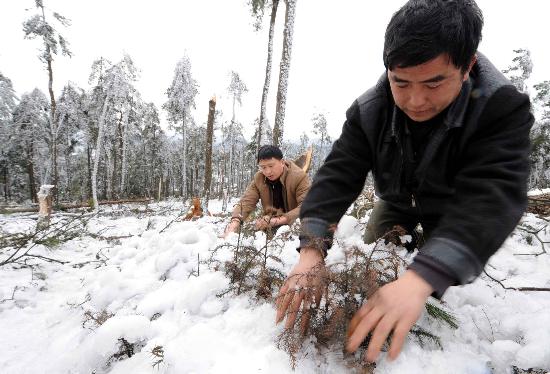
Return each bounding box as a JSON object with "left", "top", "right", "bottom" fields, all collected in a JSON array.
[
  {"left": 0, "top": 0, "right": 322, "bottom": 208},
  {"left": 1, "top": 2, "right": 548, "bottom": 208},
  {"left": 502, "top": 49, "right": 550, "bottom": 189}
]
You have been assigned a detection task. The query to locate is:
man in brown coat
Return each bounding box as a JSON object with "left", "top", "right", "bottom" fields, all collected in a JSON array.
[{"left": 224, "top": 145, "right": 311, "bottom": 237}]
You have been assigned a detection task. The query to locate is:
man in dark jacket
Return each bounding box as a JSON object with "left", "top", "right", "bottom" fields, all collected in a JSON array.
[{"left": 275, "top": 0, "right": 533, "bottom": 363}]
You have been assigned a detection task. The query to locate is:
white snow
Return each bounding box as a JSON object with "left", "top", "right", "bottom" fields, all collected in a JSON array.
[{"left": 1, "top": 203, "right": 549, "bottom": 373}]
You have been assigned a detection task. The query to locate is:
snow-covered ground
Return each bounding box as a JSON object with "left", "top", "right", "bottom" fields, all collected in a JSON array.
[{"left": 1, "top": 200, "right": 549, "bottom": 374}]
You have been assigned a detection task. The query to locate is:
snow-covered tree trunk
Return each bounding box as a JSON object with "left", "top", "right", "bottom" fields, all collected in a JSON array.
[
  {"left": 50, "top": 115, "right": 64, "bottom": 202},
  {"left": 229, "top": 97, "right": 236, "bottom": 193},
  {"left": 26, "top": 139, "right": 37, "bottom": 203},
  {"left": 91, "top": 94, "right": 110, "bottom": 211},
  {"left": 182, "top": 114, "right": 187, "bottom": 199},
  {"left": 203, "top": 97, "right": 216, "bottom": 209},
  {"left": 37, "top": 184, "right": 54, "bottom": 229},
  {"left": 86, "top": 145, "right": 92, "bottom": 200},
  {"left": 120, "top": 103, "right": 130, "bottom": 195},
  {"left": 258, "top": 0, "right": 279, "bottom": 152},
  {"left": 273, "top": 0, "right": 297, "bottom": 147}
]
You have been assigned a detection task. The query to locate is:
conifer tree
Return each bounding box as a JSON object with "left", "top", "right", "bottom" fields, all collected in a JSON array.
[
  {"left": 163, "top": 56, "right": 199, "bottom": 199},
  {"left": 23, "top": 0, "right": 72, "bottom": 202}
]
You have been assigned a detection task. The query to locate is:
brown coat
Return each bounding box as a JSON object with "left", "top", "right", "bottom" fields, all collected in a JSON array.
[{"left": 231, "top": 160, "right": 311, "bottom": 224}]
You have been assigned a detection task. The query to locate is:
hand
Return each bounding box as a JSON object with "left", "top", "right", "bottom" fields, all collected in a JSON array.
[
  {"left": 275, "top": 247, "right": 327, "bottom": 334},
  {"left": 254, "top": 215, "right": 271, "bottom": 230},
  {"left": 346, "top": 270, "right": 433, "bottom": 362},
  {"left": 223, "top": 219, "right": 241, "bottom": 238},
  {"left": 254, "top": 215, "right": 288, "bottom": 230}
]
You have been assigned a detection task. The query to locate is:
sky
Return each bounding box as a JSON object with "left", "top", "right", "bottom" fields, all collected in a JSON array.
[{"left": 1, "top": 0, "right": 550, "bottom": 142}]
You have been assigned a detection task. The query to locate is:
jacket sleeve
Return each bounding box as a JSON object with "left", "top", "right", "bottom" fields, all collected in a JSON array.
[
  {"left": 231, "top": 178, "right": 261, "bottom": 221},
  {"left": 299, "top": 101, "right": 373, "bottom": 250},
  {"left": 409, "top": 85, "right": 534, "bottom": 297},
  {"left": 283, "top": 173, "right": 311, "bottom": 224}
]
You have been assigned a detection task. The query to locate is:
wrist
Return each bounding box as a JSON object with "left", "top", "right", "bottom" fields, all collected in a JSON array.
[
  {"left": 402, "top": 269, "right": 434, "bottom": 297},
  {"left": 299, "top": 246, "right": 325, "bottom": 263}
]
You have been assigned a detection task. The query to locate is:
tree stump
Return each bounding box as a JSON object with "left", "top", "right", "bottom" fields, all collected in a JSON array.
[
  {"left": 184, "top": 197, "right": 203, "bottom": 220},
  {"left": 37, "top": 185, "right": 54, "bottom": 229}
]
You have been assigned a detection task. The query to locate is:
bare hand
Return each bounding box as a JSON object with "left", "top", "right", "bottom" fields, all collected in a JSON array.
[
  {"left": 255, "top": 215, "right": 288, "bottom": 230},
  {"left": 223, "top": 220, "right": 241, "bottom": 238},
  {"left": 346, "top": 270, "right": 433, "bottom": 362},
  {"left": 275, "top": 247, "right": 327, "bottom": 334},
  {"left": 254, "top": 215, "right": 272, "bottom": 230}
]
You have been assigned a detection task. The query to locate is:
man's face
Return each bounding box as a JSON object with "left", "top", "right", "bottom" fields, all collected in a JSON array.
[
  {"left": 258, "top": 157, "right": 285, "bottom": 181},
  {"left": 388, "top": 54, "right": 475, "bottom": 122}
]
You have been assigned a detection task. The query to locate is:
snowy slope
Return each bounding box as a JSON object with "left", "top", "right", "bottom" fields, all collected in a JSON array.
[{"left": 1, "top": 202, "right": 549, "bottom": 374}]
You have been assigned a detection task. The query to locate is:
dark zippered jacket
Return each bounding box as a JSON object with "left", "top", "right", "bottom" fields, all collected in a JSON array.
[{"left": 299, "top": 53, "right": 534, "bottom": 297}]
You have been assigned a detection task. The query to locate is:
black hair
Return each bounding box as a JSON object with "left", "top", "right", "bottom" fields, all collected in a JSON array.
[
  {"left": 383, "top": 0, "right": 483, "bottom": 72},
  {"left": 257, "top": 145, "right": 283, "bottom": 162}
]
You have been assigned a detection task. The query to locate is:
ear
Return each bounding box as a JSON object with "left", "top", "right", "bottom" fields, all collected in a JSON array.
[{"left": 463, "top": 54, "right": 477, "bottom": 81}]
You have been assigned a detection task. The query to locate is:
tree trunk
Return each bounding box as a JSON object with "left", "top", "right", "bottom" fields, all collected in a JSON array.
[
  {"left": 120, "top": 103, "right": 130, "bottom": 196},
  {"left": 86, "top": 145, "right": 92, "bottom": 200},
  {"left": 2, "top": 166, "right": 7, "bottom": 201},
  {"left": 259, "top": 0, "right": 279, "bottom": 152},
  {"left": 92, "top": 94, "right": 111, "bottom": 211},
  {"left": 151, "top": 127, "right": 158, "bottom": 199},
  {"left": 181, "top": 113, "right": 187, "bottom": 199},
  {"left": 228, "top": 97, "right": 237, "bottom": 194},
  {"left": 157, "top": 178, "right": 162, "bottom": 200},
  {"left": 37, "top": 185, "right": 53, "bottom": 229},
  {"left": 26, "top": 140, "right": 37, "bottom": 203},
  {"left": 273, "top": 0, "right": 297, "bottom": 147},
  {"left": 112, "top": 110, "right": 123, "bottom": 198},
  {"left": 41, "top": 4, "right": 58, "bottom": 204},
  {"left": 203, "top": 97, "right": 216, "bottom": 208}
]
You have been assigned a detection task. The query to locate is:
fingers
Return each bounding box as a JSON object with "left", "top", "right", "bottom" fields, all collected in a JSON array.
[
  {"left": 275, "top": 282, "right": 289, "bottom": 310},
  {"left": 346, "top": 305, "right": 382, "bottom": 353},
  {"left": 254, "top": 219, "right": 262, "bottom": 230},
  {"left": 300, "top": 289, "right": 314, "bottom": 335},
  {"left": 347, "top": 301, "right": 375, "bottom": 339},
  {"left": 387, "top": 321, "right": 411, "bottom": 361},
  {"left": 285, "top": 289, "right": 306, "bottom": 330},
  {"left": 276, "top": 288, "right": 295, "bottom": 324},
  {"left": 314, "top": 287, "right": 322, "bottom": 308},
  {"left": 365, "top": 315, "right": 395, "bottom": 362}
]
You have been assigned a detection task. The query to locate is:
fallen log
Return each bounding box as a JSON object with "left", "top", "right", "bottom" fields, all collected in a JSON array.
[
  {"left": 527, "top": 193, "right": 550, "bottom": 216},
  {"left": 0, "top": 198, "right": 154, "bottom": 214}
]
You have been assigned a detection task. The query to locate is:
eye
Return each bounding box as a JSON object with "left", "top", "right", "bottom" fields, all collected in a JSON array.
[
  {"left": 426, "top": 83, "right": 441, "bottom": 89},
  {"left": 395, "top": 83, "right": 409, "bottom": 89}
]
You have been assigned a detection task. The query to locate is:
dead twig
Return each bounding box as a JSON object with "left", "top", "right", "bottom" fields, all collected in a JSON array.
[{"left": 483, "top": 270, "right": 550, "bottom": 292}]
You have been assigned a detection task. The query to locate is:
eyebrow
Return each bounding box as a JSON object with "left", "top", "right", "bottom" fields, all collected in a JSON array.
[{"left": 391, "top": 74, "right": 447, "bottom": 84}]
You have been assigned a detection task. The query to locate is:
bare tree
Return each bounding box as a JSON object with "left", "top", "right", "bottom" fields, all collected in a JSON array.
[
  {"left": 250, "top": 0, "right": 280, "bottom": 152},
  {"left": 23, "top": 0, "right": 72, "bottom": 203},
  {"left": 163, "top": 56, "right": 199, "bottom": 199},
  {"left": 273, "top": 0, "right": 298, "bottom": 147},
  {"left": 227, "top": 71, "right": 248, "bottom": 193},
  {"left": 203, "top": 97, "right": 216, "bottom": 210}
]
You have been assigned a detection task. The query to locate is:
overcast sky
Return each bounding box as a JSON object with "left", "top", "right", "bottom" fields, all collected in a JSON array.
[{"left": 1, "top": 0, "right": 549, "bottom": 142}]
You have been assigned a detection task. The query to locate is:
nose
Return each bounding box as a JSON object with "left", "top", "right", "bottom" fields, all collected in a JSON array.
[{"left": 408, "top": 87, "right": 428, "bottom": 109}]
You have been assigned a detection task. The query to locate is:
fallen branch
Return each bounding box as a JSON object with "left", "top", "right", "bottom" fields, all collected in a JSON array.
[
  {"left": 0, "top": 212, "right": 95, "bottom": 267},
  {"left": 516, "top": 221, "right": 549, "bottom": 256},
  {"left": 0, "top": 286, "right": 20, "bottom": 304},
  {"left": 0, "top": 198, "right": 154, "bottom": 214},
  {"left": 483, "top": 270, "right": 550, "bottom": 292},
  {"left": 25, "top": 254, "right": 69, "bottom": 264}
]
